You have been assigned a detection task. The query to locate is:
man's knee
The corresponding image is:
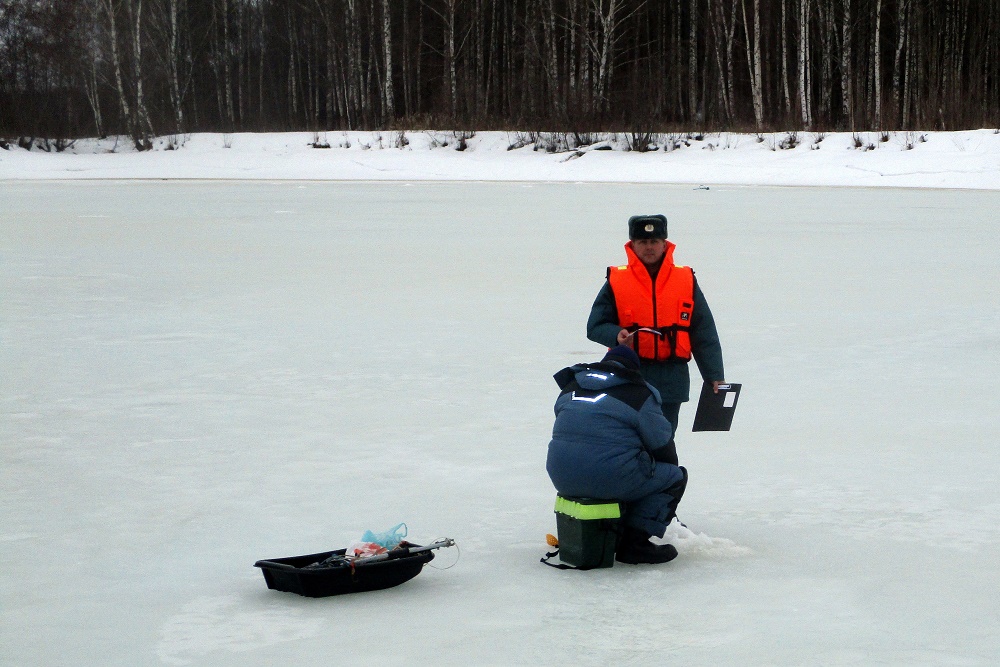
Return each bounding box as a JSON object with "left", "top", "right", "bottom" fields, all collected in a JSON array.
[
  {"left": 666, "top": 466, "right": 688, "bottom": 500},
  {"left": 657, "top": 438, "right": 678, "bottom": 466}
]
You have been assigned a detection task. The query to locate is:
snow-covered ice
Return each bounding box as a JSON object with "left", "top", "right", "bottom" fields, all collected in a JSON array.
[{"left": 2, "top": 135, "right": 1000, "bottom": 665}]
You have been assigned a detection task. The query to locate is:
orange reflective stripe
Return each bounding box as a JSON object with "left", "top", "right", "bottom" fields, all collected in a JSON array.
[{"left": 608, "top": 241, "right": 695, "bottom": 362}]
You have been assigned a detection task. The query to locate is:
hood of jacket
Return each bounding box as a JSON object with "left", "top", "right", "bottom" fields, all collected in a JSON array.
[{"left": 554, "top": 361, "right": 646, "bottom": 391}]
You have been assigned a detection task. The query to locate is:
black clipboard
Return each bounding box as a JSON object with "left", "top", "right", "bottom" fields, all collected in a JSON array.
[{"left": 691, "top": 382, "right": 742, "bottom": 432}]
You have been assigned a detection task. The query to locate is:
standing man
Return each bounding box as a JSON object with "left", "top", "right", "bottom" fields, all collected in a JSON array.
[{"left": 587, "top": 214, "right": 725, "bottom": 465}]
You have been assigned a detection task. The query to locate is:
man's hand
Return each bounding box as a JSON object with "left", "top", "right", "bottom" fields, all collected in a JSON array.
[
  {"left": 616, "top": 329, "right": 631, "bottom": 345},
  {"left": 713, "top": 380, "right": 725, "bottom": 394}
]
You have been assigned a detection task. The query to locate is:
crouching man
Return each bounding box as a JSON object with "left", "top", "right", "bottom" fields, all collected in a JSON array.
[{"left": 546, "top": 345, "right": 687, "bottom": 564}]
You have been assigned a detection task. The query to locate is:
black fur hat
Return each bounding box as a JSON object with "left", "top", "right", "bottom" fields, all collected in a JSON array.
[{"left": 628, "top": 214, "right": 668, "bottom": 240}]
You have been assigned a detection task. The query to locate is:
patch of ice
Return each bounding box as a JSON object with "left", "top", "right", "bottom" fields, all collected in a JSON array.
[{"left": 156, "top": 595, "right": 324, "bottom": 666}]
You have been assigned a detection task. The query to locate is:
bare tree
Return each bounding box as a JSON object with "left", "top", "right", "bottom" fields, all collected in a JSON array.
[
  {"left": 797, "top": 0, "right": 812, "bottom": 127},
  {"left": 149, "top": 0, "right": 188, "bottom": 134},
  {"left": 892, "top": 0, "right": 910, "bottom": 127},
  {"left": 381, "top": 0, "right": 393, "bottom": 121},
  {"left": 710, "top": 0, "right": 738, "bottom": 124},
  {"left": 840, "top": 0, "right": 854, "bottom": 127},
  {"left": 540, "top": 0, "right": 565, "bottom": 119},
  {"left": 741, "top": 0, "right": 764, "bottom": 128},
  {"left": 581, "top": 0, "right": 644, "bottom": 116},
  {"left": 780, "top": 0, "right": 792, "bottom": 119},
  {"left": 422, "top": 0, "right": 461, "bottom": 120},
  {"left": 101, "top": 0, "right": 154, "bottom": 148},
  {"left": 217, "top": 0, "right": 234, "bottom": 127},
  {"left": 76, "top": 0, "right": 107, "bottom": 137},
  {"left": 135, "top": 0, "right": 155, "bottom": 135},
  {"left": 872, "top": 0, "right": 883, "bottom": 128},
  {"left": 688, "top": 0, "right": 699, "bottom": 121},
  {"left": 815, "top": 0, "right": 834, "bottom": 123}
]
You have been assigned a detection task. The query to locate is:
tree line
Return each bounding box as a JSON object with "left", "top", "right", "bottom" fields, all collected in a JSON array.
[{"left": 2, "top": 0, "right": 998, "bottom": 147}]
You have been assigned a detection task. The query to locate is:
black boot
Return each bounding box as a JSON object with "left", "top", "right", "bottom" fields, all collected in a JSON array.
[{"left": 615, "top": 527, "right": 678, "bottom": 565}]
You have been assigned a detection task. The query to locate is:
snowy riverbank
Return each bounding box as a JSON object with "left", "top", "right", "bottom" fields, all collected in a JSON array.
[{"left": 2, "top": 129, "right": 1000, "bottom": 189}]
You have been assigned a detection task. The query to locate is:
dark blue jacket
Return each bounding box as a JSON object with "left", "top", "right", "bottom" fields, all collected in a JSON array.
[{"left": 546, "top": 361, "right": 676, "bottom": 501}]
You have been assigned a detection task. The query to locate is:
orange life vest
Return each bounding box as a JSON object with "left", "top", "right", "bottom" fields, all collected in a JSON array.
[{"left": 607, "top": 241, "right": 695, "bottom": 362}]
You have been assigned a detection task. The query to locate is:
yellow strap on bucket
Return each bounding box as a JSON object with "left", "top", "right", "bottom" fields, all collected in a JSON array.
[{"left": 554, "top": 496, "right": 621, "bottom": 520}]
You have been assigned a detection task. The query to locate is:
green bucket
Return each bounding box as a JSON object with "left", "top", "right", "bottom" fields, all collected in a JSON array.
[{"left": 554, "top": 496, "right": 622, "bottom": 569}]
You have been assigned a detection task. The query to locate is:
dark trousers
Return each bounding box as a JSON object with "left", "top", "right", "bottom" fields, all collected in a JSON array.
[
  {"left": 661, "top": 402, "right": 681, "bottom": 435},
  {"left": 658, "top": 402, "right": 681, "bottom": 466}
]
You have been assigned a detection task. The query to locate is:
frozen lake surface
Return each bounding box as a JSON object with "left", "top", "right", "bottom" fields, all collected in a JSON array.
[{"left": 3, "top": 180, "right": 1000, "bottom": 665}]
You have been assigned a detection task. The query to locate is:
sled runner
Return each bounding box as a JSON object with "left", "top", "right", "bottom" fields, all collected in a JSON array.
[{"left": 254, "top": 538, "right": 455, "bottom": 598}]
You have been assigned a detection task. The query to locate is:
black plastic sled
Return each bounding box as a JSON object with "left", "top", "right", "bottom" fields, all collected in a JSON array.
[{"left": 254, "top": 541, "right": 446, "bottom": 598}]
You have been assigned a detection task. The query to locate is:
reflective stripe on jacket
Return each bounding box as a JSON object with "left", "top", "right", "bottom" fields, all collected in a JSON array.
[{"left": 607, "top": 241, "right": 695, "bottom": 362}]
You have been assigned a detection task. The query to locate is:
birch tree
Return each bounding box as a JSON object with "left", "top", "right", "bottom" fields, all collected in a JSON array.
[
  {"left": 133, "top": 0, "right": 155, "bottom": 137},
  {"left": 740, "top": 0, "right": 763, "bottom": 128},
  {"left": 710, "top": 0, "right": 737, "bottom": 123},
  {"left": 149, "top": 0, "right": 187, "bottom": 134},
  {"left": 540, "top": 0, "right": 565, "bottom": 118},
  {"left": 77, "top": 0, "right": 106, "bottom": 137},
  {"left": 209, "top": 0, "right": 235, "bottom": 127},
  {"left": 872, "top": 0, "right": 882, "bottom": 128},
  {"left": 100, "top": 0, "right": 149, "bottom": 147},
  {"left": 798, "top": 0, "right": 812, "bottom": 127},
  {"left": 892, "top": 0, "right": 910, "bottom": 127},
  {"left": 580, "top": 0, "right": 646, "bottom": 116},
  {"left": 592, "top": 0, "right": 618, "bottom": 113},
  {"left": 422, "top": 0, "right": 460, "bottom": 120},
  {"left": 815, "top": 0, "right": 834, "bottom": 123},
  {"left": 345, "top": 0, "right": 364, "bottom": 126},
  {"left": 780, "top": 0, "right": 792, "bottom": 119},
  {"left": 688, "top": 0, "right": 698, "bottom": 121},
  {"left": 840, "top": 0, "right": 853, "bottom": 127}
]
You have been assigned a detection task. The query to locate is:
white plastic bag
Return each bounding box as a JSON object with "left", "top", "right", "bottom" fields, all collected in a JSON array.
[{"left": 344, "top": 541, "right": 388, "bottom": 559}]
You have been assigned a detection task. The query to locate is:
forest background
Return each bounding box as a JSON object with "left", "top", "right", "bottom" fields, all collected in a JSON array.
[{"left": 2, "top": 0, "right": 999, "bottom": 149}]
